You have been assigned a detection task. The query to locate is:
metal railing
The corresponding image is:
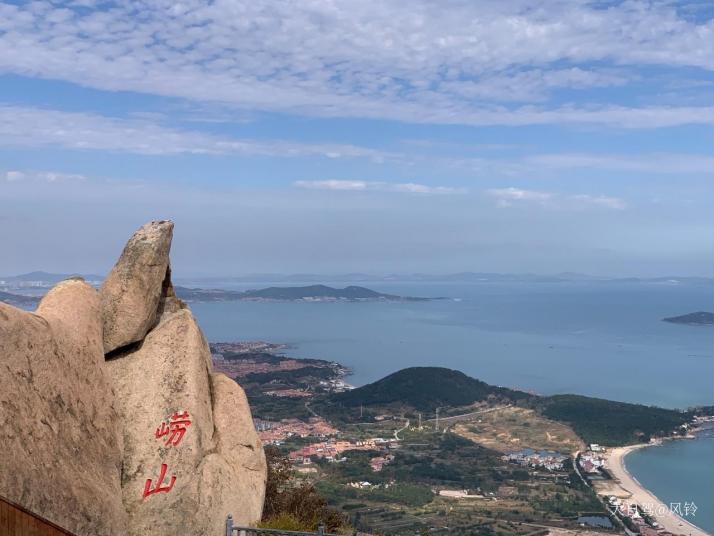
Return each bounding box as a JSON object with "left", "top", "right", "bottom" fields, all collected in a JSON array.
[{"left": 226, "top": 515, "right": 342, "bottom": 536}]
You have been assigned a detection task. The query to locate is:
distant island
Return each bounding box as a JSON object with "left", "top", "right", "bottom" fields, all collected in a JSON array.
[
  {"left": 175, "top": 284, "right": 437, "bottom": 302},
  {"left": 0, "top": 284, "right": 438, "bottom": 307},
  {"left": 663, "top": 311, "right": 714, "bottom": 325}
]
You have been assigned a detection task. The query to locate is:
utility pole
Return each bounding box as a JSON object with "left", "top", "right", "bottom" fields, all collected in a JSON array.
[
  {"left": 434, "top": 408, "right": 440, "bottom": 432},
  {"left": 418, "top": 413, "right": 422, "bottom": 430},
  {"left": 360, "top": 404, "right": 363, "bottom": 419}
]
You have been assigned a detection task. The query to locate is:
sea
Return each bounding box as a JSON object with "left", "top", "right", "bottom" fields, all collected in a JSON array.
[{"left": 188, "top": 280, "right": 714, "bottom": 533}]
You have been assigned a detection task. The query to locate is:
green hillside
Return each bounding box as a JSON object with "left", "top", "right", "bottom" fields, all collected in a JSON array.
[
  {"left": 330, "top": 366, "right": 531, "bottom": 411},
  {"left": 536, "top": 395, "right": 691, "bottom": 446},
  {"left": 326, "top": 366, "right": 694, "bottom": 446}
]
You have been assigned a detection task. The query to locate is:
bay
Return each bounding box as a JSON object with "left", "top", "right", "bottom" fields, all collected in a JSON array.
[
  {"left": 625, "top": 427, "right": 714, "bottom": 535},
  {"left": 191, "top": 280, "right": 714, "bottom": 408},
  {"left": 189, "top": 280, "right": 714, "bottom": 534}
]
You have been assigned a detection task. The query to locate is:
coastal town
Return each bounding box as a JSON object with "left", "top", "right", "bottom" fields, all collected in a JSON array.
[{"left": 211, "top": 340, "right": 708, "bottom": 536}]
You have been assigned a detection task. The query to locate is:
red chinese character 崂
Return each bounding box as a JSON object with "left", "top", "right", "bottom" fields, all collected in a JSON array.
[
  {"left": 142, "top": 463, "right": 176, "bottom": 498},
  {"left": 155, "top": 411, "right": 192, "bottom": 447}
]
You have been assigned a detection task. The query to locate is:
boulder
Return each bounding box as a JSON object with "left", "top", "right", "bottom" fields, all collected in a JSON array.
[
  {"left": 1, "top": 220, "right": 267, "bottom": 536},
  {"left": 0, "top": 279, "right": 125, "bottom": 535},
  {"left": 100, "top": 220, "right": 174, "bottom": 354},
  {"left": 208, "top": 373, "right": 267, "bottom": 522},
  {"left": 105, "top": 307, "right": 266, "bottom": 535}
]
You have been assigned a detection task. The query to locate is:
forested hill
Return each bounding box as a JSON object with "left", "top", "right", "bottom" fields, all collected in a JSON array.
[
  {"left": 326, "top": 366, "right": 694, "bottom": 446},
  {"left": 330, "top": 367, "right": 532, "bottom": 411},
  {"left": 534, "top": 395, "right": 692, "bottom": 446},
  {"left": 175, "top": 284, "right": 434, "bottom": 302}
]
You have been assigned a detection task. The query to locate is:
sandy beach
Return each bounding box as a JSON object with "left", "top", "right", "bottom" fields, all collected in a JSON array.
[{"left": 600, "top": 445, "right": 709, "bottom": 536}]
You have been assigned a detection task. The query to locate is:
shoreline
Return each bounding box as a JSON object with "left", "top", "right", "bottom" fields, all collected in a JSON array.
[{"left": 602, "top": 443, "right": 709, "bottom": 536}]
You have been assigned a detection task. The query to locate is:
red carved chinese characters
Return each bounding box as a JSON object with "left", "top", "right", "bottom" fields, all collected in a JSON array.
[
  {"left": 142, "top": 463, "right": 176, "bottom": 498},
  {"left": 155, "top": 410, "right": 192, "bottom": 447},
  {"left": 143, "top": 411, "right": 192, "bottom": 499}
]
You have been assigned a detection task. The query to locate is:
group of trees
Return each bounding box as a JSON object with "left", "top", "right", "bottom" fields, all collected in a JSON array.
[
  {"left": 261, "top": 446, "right": 348, "bottom": 532},
  {"left": 535, "top": 395, "right": 691, "bottom": 446}
]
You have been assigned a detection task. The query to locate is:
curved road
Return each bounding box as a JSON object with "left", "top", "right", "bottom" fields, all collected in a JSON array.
[{"left": 394, "top": 419, "right": 410, "bottom": 440}]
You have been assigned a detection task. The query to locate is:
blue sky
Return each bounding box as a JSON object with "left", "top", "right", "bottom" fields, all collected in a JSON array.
[{"left": 1, "top": 0, "right": 714, "bottom": 276}]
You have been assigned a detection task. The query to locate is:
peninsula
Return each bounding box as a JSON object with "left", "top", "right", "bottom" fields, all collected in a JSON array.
[
  {"left": 230, "top": 347, "right": 708, "bottom": 536},
  {"left": 174, "top": 284, "right": 437, "bottom": 302},
  {"left": 0, "top": 284, "right": 439, "bottom": 308}
]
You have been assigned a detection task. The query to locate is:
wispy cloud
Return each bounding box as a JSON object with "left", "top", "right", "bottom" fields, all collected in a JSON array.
[
  {"left": 0, "top": 105, "right": 387, "bottom": 159},
  {"left": 3, "top": 169, "right": 87, "bottom": 183},
  {"left": 487, "top": 187, "right": 626, "bottom": 210},
  {"left": 295, "top": 180, "right": 464, "bottom": 195},
  {"left": 487, "top": 187, "right": 553, "bottom": 206},
  {"left": 1, "top": 1, "right": 714, "bottom": 127}
]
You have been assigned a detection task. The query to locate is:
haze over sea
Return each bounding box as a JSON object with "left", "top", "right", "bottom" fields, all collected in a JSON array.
[{"left": 191, "top": 279, "right": 714, "bottom": 534}]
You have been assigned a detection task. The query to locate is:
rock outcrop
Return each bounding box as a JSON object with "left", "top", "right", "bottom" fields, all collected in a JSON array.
[
  {"left": 106, "top": 308, "right": 266, "bottom": 534},
  {"left": 0, "top": 279, "right": 126, "bottom": 535},
  {"left": 100, "top": 220, "right": 173, "bottom": 354},
  {"left": 0, "top": 221, "right": 266, "bottom": 536}
]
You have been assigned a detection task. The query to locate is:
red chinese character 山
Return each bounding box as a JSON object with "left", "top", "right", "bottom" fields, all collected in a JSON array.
[
  {"left": 155, "top": 410, "right": 192, "bottom": 447},
  {"left": 143, "top": 463, "right": 176, "bottom": 499}
]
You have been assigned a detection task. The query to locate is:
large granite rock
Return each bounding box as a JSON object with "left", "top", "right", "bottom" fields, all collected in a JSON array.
[
  {"left": 208, "top": 373, "right": 267, "bottom": 522},
  {"left": 1, "top": 221, "right": 266, "bottom": 536},
  {"left": 105, "top": 308, "right": 266, "bottom": 535},
  {"left": 0, "top": 279, "right": 125, "bottom": 535},
  {"left": 100, "top": 220, "right": 174, "bottom": 354}
]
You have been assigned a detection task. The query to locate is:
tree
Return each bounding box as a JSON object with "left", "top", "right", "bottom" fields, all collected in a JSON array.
[{"left": 261, "top": 446, "right": 348, "bottom": 532}]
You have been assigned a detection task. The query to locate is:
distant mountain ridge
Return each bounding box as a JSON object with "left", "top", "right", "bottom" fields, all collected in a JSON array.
[
  {"left": 1, "top": 271, "right": 104, "bottom": 283},
  {"left": 6, "top": 270, "right": 714, "bottom": 285},
  {"left": 180, "top": 272, "right": 714, "bottom": 285}
]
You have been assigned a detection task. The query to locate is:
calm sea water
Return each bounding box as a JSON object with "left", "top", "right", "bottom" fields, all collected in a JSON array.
[
  {"left": 190, "top": 280, "right": 714, "bottom": 532},
  {"left": 191, "top": 281, "right": 714, "bottom": 408},
  {"left": 625, "top": 426, "right": 714, "bottom": 535}
]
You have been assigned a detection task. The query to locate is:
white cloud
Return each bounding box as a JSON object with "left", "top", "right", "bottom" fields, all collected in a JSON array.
[
  {"left": 488, "top": 187, "right": 553, "bottom": 205},
  {"left": 295, "top": 180, "right": 369, "bottom": 191},
  {"left": 295, "top": 180, "right": 464, "bottom": 195},
  {"left": 487, "top": 187, "right": 626, "bottom": 210},
  {"left": 3, "top": 169, "right": 87, "bottom": 183},
  {"left": 0, "top": 1, "right": 713, "bottom": 127},
  {"left": 0, "top": 105, "right": 387, "bottom": 158},
  {"left": 571, "top": 194, "right": 627, "bottom": 210}
]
